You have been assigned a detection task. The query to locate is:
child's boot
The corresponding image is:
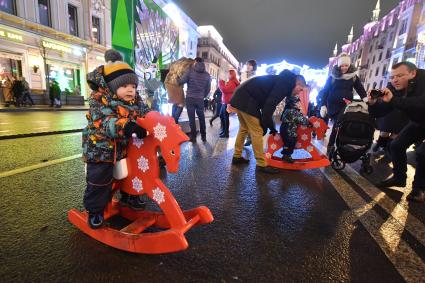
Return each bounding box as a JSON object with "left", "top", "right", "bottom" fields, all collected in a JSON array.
[
  {"left": 282, "top": 154, "right": 294, "bottom": 163},
  {"left": 88, "top": 212, "right": 104, "bottom": 229}
]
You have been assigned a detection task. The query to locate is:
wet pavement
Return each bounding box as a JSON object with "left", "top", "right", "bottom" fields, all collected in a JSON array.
[
  {"left": 0, "top": 115, "right": 424, "bottom": 282},
  {"left": 0, "top": 109, "right": 212, "bottom": 138},
  {"left": 0, "top": 111, "right": 87, "bottom": 137}
]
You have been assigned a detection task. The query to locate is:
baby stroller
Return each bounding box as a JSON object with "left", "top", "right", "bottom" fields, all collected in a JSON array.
[{"left": 329, "top": 101, "right": 375, "bottom": 174}]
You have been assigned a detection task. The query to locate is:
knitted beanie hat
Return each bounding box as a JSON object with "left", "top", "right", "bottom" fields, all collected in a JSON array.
[
  {"left": 103, "top": 49, "right": 138, "bottom": 93},
  {"left": 337, "top": 53, "right": 351, "bottom": 67}
]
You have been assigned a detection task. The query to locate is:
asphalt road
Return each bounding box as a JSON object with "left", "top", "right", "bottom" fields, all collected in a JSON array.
[{"left": 0, "top": 116, "right": 424, "bottom": 282}]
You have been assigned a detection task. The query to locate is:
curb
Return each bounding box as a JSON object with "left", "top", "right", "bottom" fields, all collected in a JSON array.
[
  {"left": 0, "top": 119, "right": 198, "bottom": 140},
  {"left": 0, "top": 108, "right": 89, "bottom": 113},
  {"left": 0, "top": 129, "right": 83, "bottom": 140}
]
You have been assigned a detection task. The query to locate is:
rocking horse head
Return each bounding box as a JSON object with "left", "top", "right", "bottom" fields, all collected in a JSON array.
[
  {"left": 136, "top": 111, "right": 189, "bottom": 173},
  {"left": 308, "top": 116, "right": 328, "bottom": 140}
]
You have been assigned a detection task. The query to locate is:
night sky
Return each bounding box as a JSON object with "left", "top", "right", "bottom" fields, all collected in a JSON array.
[{"left": 173, "top": 0, "right": 401, "bottom": 68}]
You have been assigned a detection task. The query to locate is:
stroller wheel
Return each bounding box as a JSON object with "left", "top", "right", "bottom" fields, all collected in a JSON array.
[{"left": 331, "top": 158, "right": 345, "bottom": 170}]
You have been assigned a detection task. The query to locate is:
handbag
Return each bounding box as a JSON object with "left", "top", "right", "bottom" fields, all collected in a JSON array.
[{"left": 113, "top": 158, "right": 128, "bottom": 180}]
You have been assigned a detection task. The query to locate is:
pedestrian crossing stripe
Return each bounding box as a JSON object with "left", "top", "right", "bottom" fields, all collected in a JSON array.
[{"left": 0, "top": 154, "right": 81, "bottom": 179}]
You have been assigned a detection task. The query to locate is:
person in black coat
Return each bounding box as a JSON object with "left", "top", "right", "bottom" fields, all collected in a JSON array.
[
  {"left": 320, "top": 53, "right": 367, "bottom": 153},
  {"left": 209, "top": 87, "right": 222, "bottom": 127},
  {"left": 368, "top": 62, "right": 425, "bottom": 202},
  {"left": 372, "top": 83, "right": 409, "bottom": 154},
  {"left": 229, "top": 69, "right": 306, "bottom": 174}
]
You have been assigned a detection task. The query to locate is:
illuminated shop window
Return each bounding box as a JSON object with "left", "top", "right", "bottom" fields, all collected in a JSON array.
[
  {"left": 47, "top": 64, "right": 81, "bottom": 93},
  {"left": 0, "top": 56, "right": 22, "bottom": 80}
]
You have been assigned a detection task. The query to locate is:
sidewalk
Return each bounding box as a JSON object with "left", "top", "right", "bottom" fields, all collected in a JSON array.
[{"left": 0, "top": 104, "right": 89, "bottom": 112}]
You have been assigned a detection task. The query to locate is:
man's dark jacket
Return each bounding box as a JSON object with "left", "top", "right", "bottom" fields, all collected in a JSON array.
[
  {"left": 369, "top": 69, "right": 425, "bottom": 125},
  {"left": 230, "top": 69, "right": 296, "bottom": 132}
]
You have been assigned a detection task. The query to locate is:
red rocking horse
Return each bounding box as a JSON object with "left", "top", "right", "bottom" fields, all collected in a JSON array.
[
  {"left": 68, "top": 111, "right": 214, "bottom": 254},
  {"left": 265, "top": 116, "right": 330, "bottom": 170}
]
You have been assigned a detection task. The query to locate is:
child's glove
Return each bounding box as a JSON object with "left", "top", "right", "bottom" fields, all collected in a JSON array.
[
  {"left": 268, "top": 128, "right": 278, "bottom": 136},
  {"left": 124, "top": 121, "right": 147, "bottom": 139}
]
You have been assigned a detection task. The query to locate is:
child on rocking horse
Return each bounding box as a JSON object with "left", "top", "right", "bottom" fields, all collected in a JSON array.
[
  {"left": 280, "top": 92, "right": 312, "bottom": 163},
  {"left": 82, "top": 49, "right": 150, "bottom": 229}
]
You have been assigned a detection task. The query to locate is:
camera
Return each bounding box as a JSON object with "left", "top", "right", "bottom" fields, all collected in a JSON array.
[{"left": 370, "top": 89, "right": 385, "bottom": 99}]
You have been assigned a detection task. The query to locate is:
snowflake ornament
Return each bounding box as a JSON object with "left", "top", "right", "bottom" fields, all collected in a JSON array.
[
  {"left": 270, "top": 143, "right": 277, "bottom": 150},
  {"left": 313, "top": 121, "right": 321, "bottom": 128},
  {"left": 152, "top": 187, "right": 165, "bottom": 204},
  {"left": 265, "top": 152, "right": 272, "bottom": 159},
  {"left": 137, "top": 156, "right": 149, "bottom": 172},
  {"left": 132, "top": 137, "right": 144, "bottom": 148},
  {"left": 307, "top": 146, "right": 314, "bottom": 152},
  {"left": 153, "top": 123, "right": 167, "bottom": 142},
  {"left": 132, "top": 177, "right": 143, "bottom": 193},
  {"left": 301, "top": 134, "right": 308, "bottom": 141}
]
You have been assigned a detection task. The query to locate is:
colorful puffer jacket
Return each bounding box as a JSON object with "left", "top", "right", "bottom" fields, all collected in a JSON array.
[
  {"left": 82, "top": 66, "right": 150, "bottom": 163},
  {"left": 280, "top": 95, "right": 310, "bottom": 138}
]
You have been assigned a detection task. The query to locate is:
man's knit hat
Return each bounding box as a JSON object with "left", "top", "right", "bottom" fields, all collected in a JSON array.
[
  {"left": 103, "top": 49, "right": 138, "bottom": 93},
  {"left": 337, "top": 53, "right": 351, "bottom": 67}
]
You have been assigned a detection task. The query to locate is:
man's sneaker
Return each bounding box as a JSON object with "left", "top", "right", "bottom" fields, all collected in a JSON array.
[
  {"left": 232, "top": 157, "right": 250, "bottom": 164},
  {"left": 282, "top": 155, "right": 294, "bottom": 163},
  {"left": 407, "top": 190, "right": 425, "bottom": 202},
  {"left": 201, "top": 134, "right": 207, "bottom": 142},
  {"left": 88, "top": 212, "right": 104, "bottom": 229},
  {"left": 256, "top": 166, "right": 280, "bottom": 174},
  {"left": 377, "top": 176, "right": 406, "bottom": 188}
]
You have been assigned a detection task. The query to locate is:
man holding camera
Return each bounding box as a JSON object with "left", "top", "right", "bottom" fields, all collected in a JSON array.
[{"left": 368, "top": 62, "right": 425, "bottom": 202}]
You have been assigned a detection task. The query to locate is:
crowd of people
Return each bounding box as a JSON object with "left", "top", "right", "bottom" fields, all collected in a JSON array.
[
  {"left": 81, "top": 48, "right": 425, "bottom": 229},
  {"left": 0, "top": 75, "right": 67, "bottom": 108},
  {"left": 318, "top": 53, "right": 425, "bottom": 203},
  {"left": 166, "top": 52, "right": 424, "bottom": 202},
  {"left": 1, "top": 75, "right": 34, "bottom": 107}
]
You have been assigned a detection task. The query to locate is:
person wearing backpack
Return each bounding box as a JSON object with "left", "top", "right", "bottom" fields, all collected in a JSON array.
[{"left": 319, "top": 53, "right": 367, "bottom": 154}]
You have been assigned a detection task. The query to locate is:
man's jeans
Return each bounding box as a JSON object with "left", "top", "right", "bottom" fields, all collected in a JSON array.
[
  {"left": 390, "top": 122, "right": 425, "bottom": 183},
  {"left": 186, "top": 97, "right": 206, "bottom": 137},
  {"left": 414, "top": 142, "right": 425, "bottom": 191},
  {"left": 172, "top": 104, "right": 183, "bottom": 124},
  {"left": 220, "top": 103, "right": 230, "bottom": 135}
]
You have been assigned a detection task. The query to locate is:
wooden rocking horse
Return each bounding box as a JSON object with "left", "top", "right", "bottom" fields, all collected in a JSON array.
[
  {"left": 68, "top": 111, "right": 214, "bottom": 254},
  {"left": 265, "top": 116, "right": 330, "bottom": 170}
]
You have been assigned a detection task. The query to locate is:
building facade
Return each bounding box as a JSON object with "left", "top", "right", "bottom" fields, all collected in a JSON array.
[
  {"left": 196, "top": 25, "right": 239, "bottom": 90},
  {"left": 0, "top": 0, "right": 112, "bottom": 104},
  {"left": 329, "top": 0, "right": 425, "bottom": 91}
]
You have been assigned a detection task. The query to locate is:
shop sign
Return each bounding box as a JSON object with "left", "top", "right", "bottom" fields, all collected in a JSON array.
[
  {"left": 0, "top": 29, "right": 23, "bottom": 42},
  {"left": 42, "top": 41, "right": 72, "bottom": 54}
]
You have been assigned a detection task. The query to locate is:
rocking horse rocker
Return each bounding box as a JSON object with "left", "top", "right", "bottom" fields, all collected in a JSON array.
[
  {"left": 265, "top": 116, "right": 330, "bottom": 170},
  {"left": 68, "top": 111, "right": 214, "bottom": 254}
]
